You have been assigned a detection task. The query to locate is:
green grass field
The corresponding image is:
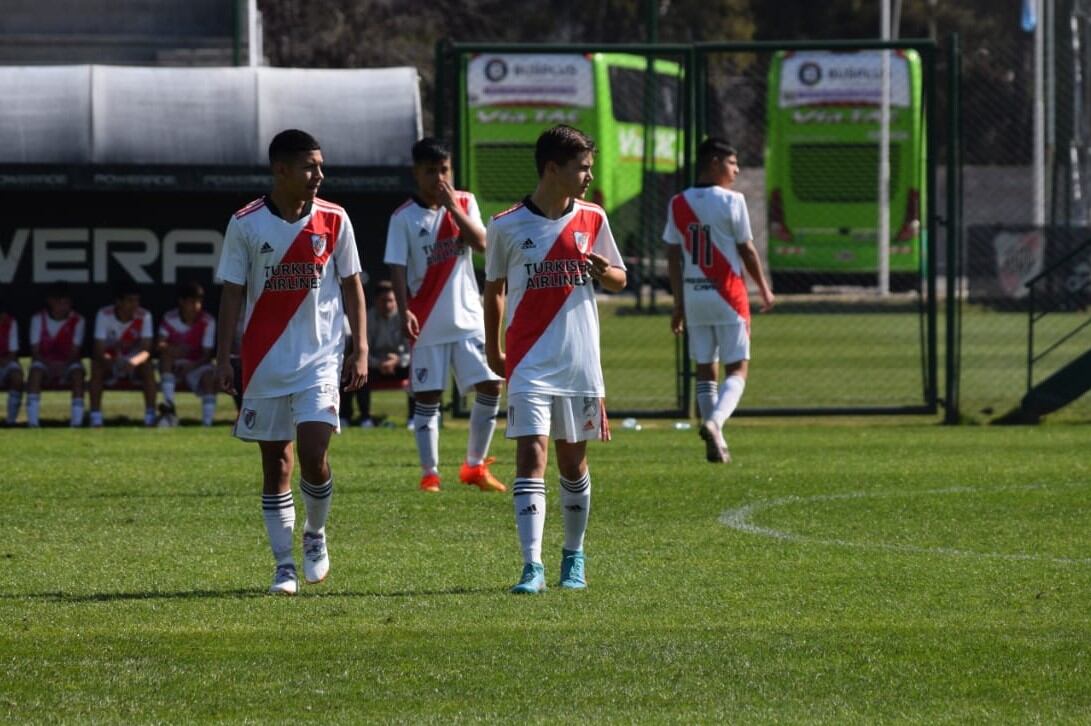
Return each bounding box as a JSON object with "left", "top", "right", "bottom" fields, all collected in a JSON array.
[{"left": 2, "top": 420, "right": 1090, "bottom": 723}]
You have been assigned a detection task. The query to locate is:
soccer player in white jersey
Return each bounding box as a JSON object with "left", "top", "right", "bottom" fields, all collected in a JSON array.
[
  {"left": 89, "top": 280, "right": 157, "bottom": 428},
  {"left": 663, "top": 137, "right": 775, "bottom": 464},
  {"left": 483, "top": 125, "right": 627, "bottom": 594},
  {"left": 385, "top": 137, "right": 505, "bottom": 494},
  {"left": 0, "top": 298, "right": 25, "bottom": 425},
  {"left": 215, "top": 129, "right": 368, "bottom": 596},
  {"left": 155, "top": 280, "right": 217, "bottom": 427},
  {"left": 26, "top": 282, "right": 86, "bottom": 427}
]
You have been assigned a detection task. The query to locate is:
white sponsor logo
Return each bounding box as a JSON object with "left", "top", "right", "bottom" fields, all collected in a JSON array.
[{"left": 0, "top": 228, "right": 222, "bottom": 284}]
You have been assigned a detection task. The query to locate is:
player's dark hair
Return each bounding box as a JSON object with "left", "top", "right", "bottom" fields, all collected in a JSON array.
[
  {"left": 177, "top": 280, "right": 205, "bottom": 301},
  {"left": 411, "top": 137, "right": 451, "bottom": 165},
  {"left": 112, "top": 278, "right": 140, "bottom": 301},
  {"left": 374, "top": 280, "right": 395, "bottom": 295},
  {"left": 696, "top": 137, "right": 738, "bottom": 171},
  {"left": 268, "top": 129, "right": 321, "bottom": 165},
  {"left": 46, "top": 281, "right": 71, "bottom": 299},
  {"left": 535, "top": 125, "right": 596, "bottom": 177}
]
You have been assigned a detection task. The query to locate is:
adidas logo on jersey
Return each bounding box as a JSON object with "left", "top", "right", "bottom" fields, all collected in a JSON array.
[
  {"left": 518, "top": 503, "right": 539, "bottom": 516},
  {"left": 520, "top": 238, "right": 536, "bottom": 249},
  {"left": 260, "top": 242, "right": 274, "bottom": 253},
  {"left": 419, "top": 227, "right": 429, "bottom": 237}
]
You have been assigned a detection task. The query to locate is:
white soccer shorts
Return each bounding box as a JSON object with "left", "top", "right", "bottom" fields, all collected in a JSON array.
[
  {"left": 409, "top": 335, "right": 501, "bottom": 394},
  {"left": 0, "top": 360, "right": 23, "bottom": 385},
  {"left": 234, "top": 383, "right": 341, "bottom": 441},
  {"left": 687, "top": 321, "right": 750, "bottom": 366},
  {"left": 30, "top": 359, "right": 84, "bottom": 385},
  {"left": 174, "top": 361, "right": 215, "bottom": 394},
  {"left": 506, "top": 391, "right": 609, "bottom": 443}
]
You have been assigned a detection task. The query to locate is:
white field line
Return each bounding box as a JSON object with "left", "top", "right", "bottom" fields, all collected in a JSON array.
[{"left": 719, "top": 483, "right": 1091, "bottom": 565}]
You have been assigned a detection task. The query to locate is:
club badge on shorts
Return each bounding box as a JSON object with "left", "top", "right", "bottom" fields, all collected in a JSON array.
[
  {"left": 311, "top": 233, "right": 327, "bottom": 256},
  {"left": 243, "top": 408, "right": 257, "bottom": 429}
]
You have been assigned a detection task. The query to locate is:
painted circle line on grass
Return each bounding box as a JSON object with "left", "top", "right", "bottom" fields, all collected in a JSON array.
[{"left": 719, "top": 483, "right": 1091, "bottom": 565}]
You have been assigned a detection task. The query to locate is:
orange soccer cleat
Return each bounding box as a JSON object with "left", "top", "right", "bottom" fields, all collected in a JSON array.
[
  {"left": 459, "top": 457, "right": 507, "bottom": 493},
  {"left": 419, "top": 472, "right": 441, "bottom": 492}
]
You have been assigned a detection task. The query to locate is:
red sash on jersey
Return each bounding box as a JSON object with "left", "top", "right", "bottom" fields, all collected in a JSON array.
[
  {"left": 672, "top": 194, "right": 750, "bottom": 326},
  {"left": 106, "top": 310, "right": 146, "bottom": 354},
  {"left": 163, "top": 312, "right": 209, "bottom": 362},
  {"left": 407, "top": 194, "right": 470, "bottom": 336},
  {"left": 0, "top": 314, "right": 12, "bottom": 356},
  {"left": 505, "top": 208, "right": 603, "bottom": 380},
  {"left": 38, "top": 311, "right": 80, "bottom": 361},
  {"left": 240, "top": 211, "right": 339, "bottom": 393}
]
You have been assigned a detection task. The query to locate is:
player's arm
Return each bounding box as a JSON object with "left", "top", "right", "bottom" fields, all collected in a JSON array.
[
  {"left": 127, "top": 338, "right": 153, "bottom": 368},
  {"left": 215, "top": 282, "right": 244, "bottom": 394},
  {"left": 389, "top": 264, "right": 419, "bottom": 342},
  {"left": 738, "top": 240, "right": 775, "bottom": 312},
  {"left": 667, "top": 245, "right": 685, "bottom": 335},
  {"left": 482, "top": 278, "right": 506, "bottom": 379},
  {"left": 438, "top": 181, "right": 486, "bottom": 252},
  {"left": 340, "top": 273, "right": 368, "bottom": 392}
]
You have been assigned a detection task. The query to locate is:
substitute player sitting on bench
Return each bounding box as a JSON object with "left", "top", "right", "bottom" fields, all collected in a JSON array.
[
  {"left": 26, "top": 281, "right": 86, "bottom": 427},
  {"left": 156, "top": 280, "right": 217, "bottom": 426},
  {"left": 89, "top": 280, "right": 157, "bottom": 427}
]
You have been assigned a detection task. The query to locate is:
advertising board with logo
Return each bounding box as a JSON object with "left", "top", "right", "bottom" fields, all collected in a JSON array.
[{"left": 467, "top": 54, "right": 594, "bottom": 109}]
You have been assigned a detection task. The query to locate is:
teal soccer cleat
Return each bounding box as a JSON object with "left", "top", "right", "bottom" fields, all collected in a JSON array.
[
  {"left": 510, "top": 562, "right": 546, "bottom": 594},
  {"left": 559, "top": 549, "right": 587, "bottom": 590}
]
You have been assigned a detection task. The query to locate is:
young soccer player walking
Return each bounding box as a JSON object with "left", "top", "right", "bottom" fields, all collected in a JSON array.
[
  {"left": 215, "top": 129, "right": 368, "bottom": 595},
  {"left": 385, "top": 138, "right": 505, "bottom": 493},
  {"left": 483, "top": 125, "right": 627, "bottom": 593},
  {"left": 663, "top": 137, "right": 775, "bottom": 463}
]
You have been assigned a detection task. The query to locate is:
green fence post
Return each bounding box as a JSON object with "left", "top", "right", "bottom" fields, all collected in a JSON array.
[{"left": 944, "top": 33, "right": 963, "bottom": 424}]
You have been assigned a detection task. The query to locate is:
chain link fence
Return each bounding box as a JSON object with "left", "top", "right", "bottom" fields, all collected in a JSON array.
[{"left": 953, "top": 9, "right": 1091, "bottom": 423}]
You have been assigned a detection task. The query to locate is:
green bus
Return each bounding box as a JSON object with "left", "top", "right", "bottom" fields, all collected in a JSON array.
[
  {"left": 461, "top": 52, "right": 683, "bottom": 264},
  {"left": 765, "top": 49, "right": 926, "bottom": 290}
]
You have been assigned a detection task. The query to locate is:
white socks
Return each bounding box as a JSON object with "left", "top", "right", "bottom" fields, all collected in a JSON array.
[
  {"left": 466, "top": 392, "right": 500, "bottom": 466},
  {"left": 696, "top": 380, "right": 718, "bottom": 422},
  {"left": 71, "top": 397, "right": 83, "bottom": 427},
  {"left": 711, "top": 375, "right": 746, "bottom": 428},
  {"left": 512, "top": 478, "right": 546, "bottom": 565},
  {"left": 414, "top": 401, "right": 441, "bottom": 474},
  {"left": 160, "top": 373, "right": 176, "bottom": 405},
  {"left": 300, "top": 476, "right": 333, "bottom": 536},
  {"left": 26, "top": 393, "right": 40, "bottom": 427},
  {"left": 262, "top": 491, "right": 296, "bottom": 566},
  {"left": 201, "top": 395, "right": 216, "bottom": 426},
  {"left": 560, "top": 471, "right": 591, "bottom": 552},
  {"left": 6, "top": 390, "right": 21, "bottom": 423}
]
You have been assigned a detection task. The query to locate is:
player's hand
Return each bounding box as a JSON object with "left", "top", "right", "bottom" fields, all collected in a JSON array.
[
  {"left": 671, "top": 306, "right": 685, "bottom": 336},
  {"left": 215, "top": 360, "right": 236, "bottom": 395},
  {"left": 437, "top": 179, "right": 457, "bottom": 210},
  {"left": 758, "top": 290, "right": 775, "bottom": 313},
  {"left": 486, "top": 348, "right": 505, "bottom": 379},
  {"left": 403, "top": 311, "right": 421, "bottom": 342},
  {"left": 586, "top": 251, "right": 609, "bottom": 282},
  {"left": 342, "top": 351, "right": 368, "bottom": 392}
]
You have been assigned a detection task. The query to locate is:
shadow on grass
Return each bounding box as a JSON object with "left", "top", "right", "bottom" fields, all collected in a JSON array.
[{"left": 0, "top": 585, "right": 498, "bottom": 603}]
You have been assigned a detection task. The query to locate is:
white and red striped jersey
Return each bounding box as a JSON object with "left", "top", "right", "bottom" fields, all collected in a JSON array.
[
  {"left": 30, "top": 310, "right": 85, "bottom": 362},
  {"left": 485, "top": 197, "right": 625, "bottom": 397},
  {"left": 0, "top": 314, "right": 17, "bottom": 356},
  {"left": 384, "top": 191, "right": 485, "bottom": 346},
  {"left": 662, "top": 184, "right": 753, "bottom": 327},
  {"left": 158, "top": 309, "right": 215, "bottom": 364},
  {"left": 217, "top": 196, "right": 361, "bottom": 398},
  {"left": 94, "top": 305, "right": 153, "bottom": 354}
]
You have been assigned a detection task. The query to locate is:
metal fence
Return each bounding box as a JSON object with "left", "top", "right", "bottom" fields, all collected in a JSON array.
[
  {"left": 435, "top": 32, "right": 1091, "bottom": 423},
  {"left": 948, "top": 11, "right": 1091, "bottom": 423}
]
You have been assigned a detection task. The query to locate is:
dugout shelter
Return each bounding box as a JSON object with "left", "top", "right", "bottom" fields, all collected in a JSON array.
[{"left": 0, "top": 64, "right": 421, "bottom": 353}]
